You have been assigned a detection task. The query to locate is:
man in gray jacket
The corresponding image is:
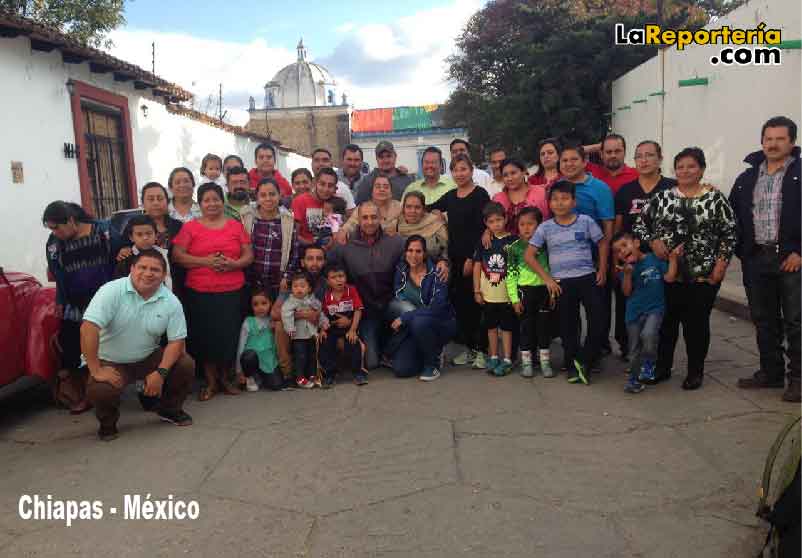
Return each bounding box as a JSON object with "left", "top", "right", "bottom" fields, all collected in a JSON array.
[
  {"left": 328, "top": 202, "right": 405, "bottom": 370},
  {"left": 354, "top": 141, "right": 414, "bottom": 204}
]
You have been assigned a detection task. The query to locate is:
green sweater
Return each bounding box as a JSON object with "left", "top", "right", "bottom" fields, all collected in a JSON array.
[{"left": 506, "top": 238, "right": 549, "bottom": 303}]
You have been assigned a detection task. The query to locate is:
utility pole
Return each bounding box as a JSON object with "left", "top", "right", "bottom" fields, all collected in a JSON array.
[
  {"left": 218, "top": 83, "right": 223, "bottom": 122},
  {"left": 151, "top": 42, "right": 155, "bottom": 75}
]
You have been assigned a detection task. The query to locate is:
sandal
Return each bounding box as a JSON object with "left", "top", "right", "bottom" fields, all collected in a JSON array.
[{"left": 199, "top": 386, "right": 217, "bottom": 402}]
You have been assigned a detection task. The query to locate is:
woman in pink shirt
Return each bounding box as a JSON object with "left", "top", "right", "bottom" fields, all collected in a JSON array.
[
  {"left": 173, "top": 183, "right": 254, "bottom": 401},
  {"left": 492, "top": 159, "right": 550, "bottom": 235}
]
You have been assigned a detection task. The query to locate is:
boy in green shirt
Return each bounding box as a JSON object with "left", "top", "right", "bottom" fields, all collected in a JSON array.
[{"left": 506, "top": 207, "right": 554, "bottom": 377}]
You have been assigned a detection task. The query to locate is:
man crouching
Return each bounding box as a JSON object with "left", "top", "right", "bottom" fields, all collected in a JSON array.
[{"left": 81, "top": 249, "right": 194, "bottom": 441}]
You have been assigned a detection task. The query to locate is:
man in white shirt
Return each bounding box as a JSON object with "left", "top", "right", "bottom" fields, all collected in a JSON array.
[
  {"left": 311, "top": 148, "right": 356, "bottom": 218},
  {"left": 448, "top": 138, "right": 495, "bottom": 195},
  {"left": 486, "top": 147, "right": 508, "bottom": 198}
]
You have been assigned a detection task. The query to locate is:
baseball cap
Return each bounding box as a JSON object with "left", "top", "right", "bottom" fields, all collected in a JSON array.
[{"left": 375, "top": 141, "right": 396, "bottom": 156}]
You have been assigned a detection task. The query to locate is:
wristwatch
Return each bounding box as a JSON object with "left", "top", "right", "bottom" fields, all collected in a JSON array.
[{"left": 156, "top": 367, "right": 169, "bottom": 379}]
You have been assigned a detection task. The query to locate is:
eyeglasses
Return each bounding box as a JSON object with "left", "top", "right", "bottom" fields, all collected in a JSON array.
[{"left": 633, "top": 153, "right": 659, "bottom": 160}]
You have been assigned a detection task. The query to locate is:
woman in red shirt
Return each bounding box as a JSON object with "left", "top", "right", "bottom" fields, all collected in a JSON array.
[
  {"left": 528, "top": 138, "right": 562, "bottom": 190},
  {"left": 173, "top": 183, "right": 254, "bottom": 401}
]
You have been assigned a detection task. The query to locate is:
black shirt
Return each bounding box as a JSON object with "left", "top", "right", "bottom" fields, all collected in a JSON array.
[
  {"left": 428, "top": 186, "right": 491, "bottom": 266},
  {"left": 615, "top": 176, "right": 677, "bottom": 233}
]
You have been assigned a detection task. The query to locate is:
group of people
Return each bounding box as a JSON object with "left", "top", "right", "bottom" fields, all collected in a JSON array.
[{"left": 42, "top": 115, "right": 800, "bottom": 441}]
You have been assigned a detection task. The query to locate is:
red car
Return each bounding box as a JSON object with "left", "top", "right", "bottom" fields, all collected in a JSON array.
[{"left": 0, "top": 268, "right": 61, "bottom": 394}]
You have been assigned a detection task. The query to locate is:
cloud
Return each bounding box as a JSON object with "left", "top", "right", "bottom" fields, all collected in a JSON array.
[
  {"left": 105, "top": 0, "right": 482, "bottom": 121},
  {"left": 106, "top": 29, "right": 296, "bottom": 125},
  {"left": 317, "top": 0, "right": 482, "bottom": 109}
]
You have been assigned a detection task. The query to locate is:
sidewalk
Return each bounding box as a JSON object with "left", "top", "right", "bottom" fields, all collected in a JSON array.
[
  {"left": 718, "top": 258, "right": 750, "bottom": 320},
  {"left": 0, "top": 309, "right": 797, "bottom": 557}
]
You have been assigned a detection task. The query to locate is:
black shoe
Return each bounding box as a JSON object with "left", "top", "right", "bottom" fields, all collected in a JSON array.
[
  {"left": 98, "top": 426, "right": 119, "bottom": 442},
  {"left": 137, "top": 392, "right": 160, "bottom": 412},
  {"left": 682, "top": 374, "right": 703, "bottom": 390},
  {"left": 643, "top": 368, "right": 672, "bottom": 385},
  {"left": 158, "top": 409, "right": 193, "bottom": 426},
  {"left": 737, "top": 370, "right": 785, "bottom": 389},
  {"left": 354, "top": 372, "right": 369, "bottom": 386},
  {"left": 323, "top": 375, "right": 336, "bottom": 389},
  {"left": 782, "top": 380, "right": 801, "bottom": 403}
]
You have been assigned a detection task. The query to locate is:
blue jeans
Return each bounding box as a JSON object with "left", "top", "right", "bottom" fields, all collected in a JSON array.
[
  {"left": 626, "top": 312, "right": 663, "bottom": 376},
  {"left": 390, "top": 312, "right": 457, "bottom": 377},
  {"left": 359, "top": 306, "right": 396, "bottom": 370}
]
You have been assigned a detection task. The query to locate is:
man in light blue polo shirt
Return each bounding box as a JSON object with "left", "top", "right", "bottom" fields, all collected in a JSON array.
[{"left": 82, "top": 249, "right": 194, "bottom": 441}]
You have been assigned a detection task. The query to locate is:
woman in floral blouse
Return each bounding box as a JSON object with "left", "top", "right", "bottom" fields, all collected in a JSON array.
[{"left": 634, "top": 147, "right": 736, "bottom": 390}]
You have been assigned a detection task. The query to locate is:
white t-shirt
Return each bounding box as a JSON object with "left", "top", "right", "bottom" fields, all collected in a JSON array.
[
  {"left": 336, "top": 181, "right": 356, "bottom": 211},
  {"left": 486, "top": 179, "right": 504, "bottom": 199}
]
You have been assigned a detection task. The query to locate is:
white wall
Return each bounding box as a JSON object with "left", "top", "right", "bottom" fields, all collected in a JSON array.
[
  {"left": 611, "top": 0, "right": 801, "bottom": 195},
  {"left": 0, "top": 35, "right": 309, "bottom": 281},
  {"left": 355, "top": 130, "right": 468, "bottom": 178}
]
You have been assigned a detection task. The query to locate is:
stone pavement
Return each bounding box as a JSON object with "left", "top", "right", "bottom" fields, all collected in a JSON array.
[{"left": 1, "top": 309, "right": 799, "bottom": 558}]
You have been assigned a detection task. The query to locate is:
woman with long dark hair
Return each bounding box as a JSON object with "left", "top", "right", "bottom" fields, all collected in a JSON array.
[
  {"left": 428, "top": 154, "right": 490, "bottom": 369},
  {"left": 43, "top": 201, "right": 121, "bottom": 413},
  {"left": 528, "top": 138, "right": 562, "bottom": 189},
  {"left": 389, "top": 235, "right": 457, "bottom": 380}
]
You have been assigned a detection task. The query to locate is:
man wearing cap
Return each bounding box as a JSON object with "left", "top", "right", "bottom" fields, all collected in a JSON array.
[{"left": 354, "top": 141, "right": 415, "bottom": 205}]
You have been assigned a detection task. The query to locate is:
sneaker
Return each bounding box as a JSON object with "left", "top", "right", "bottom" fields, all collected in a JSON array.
[
  {"left": 624, "top": 377, "right": 645, "bottom": 394},
  {"left": 472, "top": 352, "right": 487, "bottom": 370},
  {"left": 643, "top": 367, "right": 672, "bottom": 385},
  {"left": 419, "top": 366, "right": 441, "bottom": 382},
  {"left": 98, "top": 425, "right": 119, "bottom": 441},
  {"left": 567, "top": 373, "right": 581, "bottom": 384},
  {"left": 520, "top": 361, "right": 535, "bottom": 378},
  {"left": 296, "top": 376, "right": 314, "bottom": 389},
  {"left": 322, "top": 375, "right": 336, "bottom": 389},
  {"left": 541, "top": 359, "right": 555, "bottom": 378},
  {"left": 354, "top": 372, "right": 369, "bottom": 386},
  {"left": 452, "top": 349, "right": 474, "bottom": 366},
  {"left": 494, "top": 360, "right": 513, "bottom": 377},
  {"left": 486, "top": 356, "right": 500, "bottom": 372},
  {"left": 573, "top": 360, "right": 590, "bottom": 385},
  {"left": 157, "top": 409, "right": 193, "bottom": 426},
  {"left": 245, "top": 376, "right": 259, "bottom": 392},
  {"left": 638, "top": 360, "right": 656, "bottom": 383}
]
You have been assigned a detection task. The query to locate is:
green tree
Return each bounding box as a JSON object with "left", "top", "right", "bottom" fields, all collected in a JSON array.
[
  {"left": 0, "top": 0, "right": 126, "bottom": 48},
  {"left": 443, "top": 0, "right": 742, "bottom": 162}
]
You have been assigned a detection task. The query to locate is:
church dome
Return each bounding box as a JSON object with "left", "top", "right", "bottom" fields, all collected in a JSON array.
[{"left": 264, "top": 39, "right": 339, "bottom": 109}]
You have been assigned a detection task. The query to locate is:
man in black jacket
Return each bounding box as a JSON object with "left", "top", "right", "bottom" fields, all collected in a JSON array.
[{"left": 731, "top": 116, "right": 800, "bottom": 403}]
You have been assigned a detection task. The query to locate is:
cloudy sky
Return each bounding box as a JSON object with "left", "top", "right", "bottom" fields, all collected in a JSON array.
[{"left": 108, "top": 0, "right": 483, "bottom": 125}]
